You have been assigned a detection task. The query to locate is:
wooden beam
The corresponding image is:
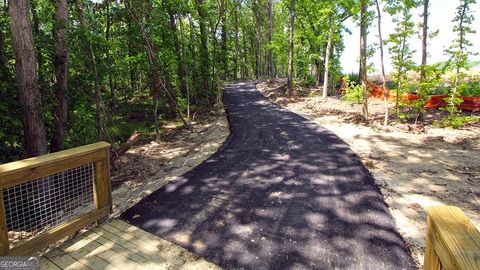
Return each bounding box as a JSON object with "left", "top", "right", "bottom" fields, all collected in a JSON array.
[
  {"left": 93, "top": 149, "right": 112, "bottom": 223},
  {"left": 0, "top": 142, "right": 110, "bottom": 189},
  {"left": 424, "top": 206, "right": 480, "bottom": 270},
  {"left": 0, "top": 191, "right": 9, "bottom": 256}
]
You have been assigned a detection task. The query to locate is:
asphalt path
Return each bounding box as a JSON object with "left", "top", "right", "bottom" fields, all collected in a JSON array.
[{"left": 121, "top": 82, "right": 416, "bottom": 269}]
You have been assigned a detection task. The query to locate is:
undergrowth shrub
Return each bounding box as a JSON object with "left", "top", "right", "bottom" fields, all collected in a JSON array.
[
  {"left": 435, "top": 115, "right": 480, "bottom": 129},
  {"left": 341, "top": 76, "right": 363, "bottom": 104}
]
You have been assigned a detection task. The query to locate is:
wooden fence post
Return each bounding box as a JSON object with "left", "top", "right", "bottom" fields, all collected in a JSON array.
[
  {"left": 93, "top": 147, "right": 112, "bottom": 223},
  {"left": 424, "top": 206, "right": 480, "bottom": 270},
  {"left": 424, "top": 214, "right": 441, "bottom": 270},
  {"left": 0, "top": 191, "right": 9, "bottom": 255}
]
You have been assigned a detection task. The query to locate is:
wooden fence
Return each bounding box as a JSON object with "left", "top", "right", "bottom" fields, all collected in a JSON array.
[
  {"left": 0, "top": 142, "right": 112, "bottom": 256},
  {"left": 424, "top": 206, "right": 480, "bottom": 270}
]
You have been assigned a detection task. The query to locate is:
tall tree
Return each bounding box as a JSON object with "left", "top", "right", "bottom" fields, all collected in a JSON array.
[
  {"left": 75, "top": 0, "right": 106, "bottom": 141},
  {"left": 375, "top": 0, "right": 388, "bottom": 125},
  {"left": 195, "top": 0, "right": 210, "bottom": 97},
  {"left": 220, "top": 0, "right": 228, "bottom": 80},
  {"left": 9, "top": 0, "right": 48, "bottom": 156},
  {"left": 233, "top": 0, "right": 240, "bottom": 79},
  {"left": 447, "top": 0, "right": 477, "bottom": 115},
  {"left": 287, "top": 0, "right": 296, "bottom": 95},
  {"left": 417, "top": 0, "right": 429, "bottom": 122},
  {"left": 359, "top": 0, "right": 368, "bottom": 120},
  {"left": 267, "top": 0, "right": 274, "bottom": 77},
  {"left": 168, "top": 8, "right": 188, "bottom": 101},
  {"left": 322, "top": 12, "right": 334, "bottom": 99},
  {"left": 105, "top": 0, "right": 116, "bottom": 112},
  {"left": 387, "top": 1, "right": 417, "bottom": 118},
  {"left": 50, "top": 0, "right": 69, "bottom": 152},
  {"left": 420, "top": 0, "right": 429, "bottom": 81},
  {"left": 0, "top": 6, "right": 6, "bottom": 75}
]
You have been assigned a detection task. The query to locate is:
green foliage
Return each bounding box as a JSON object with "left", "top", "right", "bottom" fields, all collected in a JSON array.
[
  {"left": 435, "top": 115, "right": 480, "bottom": 129},
  {"left": 445, "top": 0, "right": 478, "bottom": 115},
  {"left": 341, "top": 76, "right": 363, "bottom": 103},
  {"left": 459, "top": 81, "right": 480, "bottom": 97},
  {"left": 413, "top": 64, "right": 444, "bottom": 115}
]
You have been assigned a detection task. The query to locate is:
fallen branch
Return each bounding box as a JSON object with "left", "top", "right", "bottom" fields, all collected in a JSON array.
[{"left": 110, "top": 132, "right": 143, "bottom": 166}]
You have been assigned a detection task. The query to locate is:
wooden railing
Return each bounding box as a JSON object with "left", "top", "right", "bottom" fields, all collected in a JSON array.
[
  {"left": 424, "top": 206, "right": 480, "bottom": 270},
  {"left": 0, "top": 142, "right": 112, "bottom": 256}
]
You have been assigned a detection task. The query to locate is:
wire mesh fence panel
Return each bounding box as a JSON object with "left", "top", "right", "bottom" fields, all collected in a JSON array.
[{"left": 3, "top": 163, "right": 95, "bottom": 237}]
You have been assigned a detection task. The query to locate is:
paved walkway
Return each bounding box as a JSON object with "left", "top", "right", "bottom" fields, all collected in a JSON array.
[{"left": 121, "top": 82, "right": 415, "bottom": 269}]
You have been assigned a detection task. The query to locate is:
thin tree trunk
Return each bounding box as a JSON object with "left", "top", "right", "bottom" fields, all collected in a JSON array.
[
  {"left": 127, "top": 19, "right": 137, "bottom": 96},
  {"left": 375, "top": 0, "right": 388, "bottom": 126},
  {"left": 106, "top": 1, "right": 116, "bottom": 112},
  {"left": 9, "top": 0, "right": 47, "bottom": 156},
  {"left": 359, "top": 0, "right": 369, "bottom": 120},
  {"left": 420, "top": 0, "right": 429, "bottom": 81},
  {"left": 220, "top": 0, "right": 227, "bottom": 80},
  {"left": 75, "top": 0, "right": 105, "bottom": 141},
  {"left": 169, "top": 13, "right": 187, "bottom": 98},
  {"left": 189, "top": 16, "right": 198, "bottom": 104},
  {"left": 253, "top": 0, "right": 262, "bottom": 79},
  {"left": 417, "top": 0, "right": 429, "bottom": 123},
  {"left": 287, "top": 0, "right": 296, "bottom": 95},
  {"left": 242, "top": 32, "right": 249, "bottom": 78},
  {"left": 195, "top": 0, "right": 209, "bottom": 98},
  {"left": 451, "top": 1, "right": 468, "bottom": 115},
  {"left": 267, "top": 0, "right": 274, "bottom": 77},
  {"left": 322, "top": 15, "right": 333, "bottom": 99},
  {"left": 30, "top": 0, "right": 45, "bottom": 91},
  {"left": 396, "top": 24, "right": 407, "bottom": 118},
  {"left": 177, "top": 16, "right": 190, "bottom": 123},
  {"left": 125, "top": 0, "right": 188, "bottom": 130},
  {"left": 0, "top": 8, "right": 7, "bottom": 76},
  {"left": 233, "top": 0, "right": 240, "bottom": 79},
  {"left": 50, "top": 0, "right": 69, "bottom": 152}
]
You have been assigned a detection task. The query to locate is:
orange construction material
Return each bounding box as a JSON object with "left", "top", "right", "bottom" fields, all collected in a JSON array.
[{"left": 338, "top": 79, "right": 480, "bottom": 111}]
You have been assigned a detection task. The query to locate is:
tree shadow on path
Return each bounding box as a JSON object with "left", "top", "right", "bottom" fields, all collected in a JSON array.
[{"left": 121, "top": 82, "right": 416, "bottom": 270}]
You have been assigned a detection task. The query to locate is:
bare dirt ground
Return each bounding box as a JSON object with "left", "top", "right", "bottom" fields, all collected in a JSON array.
[
  {"left": 257, "top": 80, "right": 480, "bottom": 268},
  {"left": 110, "top": 105, "right": 230, "bottom": 218}
]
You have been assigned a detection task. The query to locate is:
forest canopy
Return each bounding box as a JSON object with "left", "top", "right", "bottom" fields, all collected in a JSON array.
[{"left": 0, "top": 0, "right": 478, "bottom": 163}]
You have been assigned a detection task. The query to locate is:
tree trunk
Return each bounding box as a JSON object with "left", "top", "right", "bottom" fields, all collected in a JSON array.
[
  {"left": 9, "top": 0, "right": 48, "bottom": 157},
  {"left": 195, "top": 0, "right": 209, "bottom": 98},
  {"left": 50, "top": 0, "right": 69, "bottom": 152},
  {"left": 253, "top": 0, "right": 262, "bottom": 79},
  {"left": 233, "top": 0, "right": 240, "bottom": 79},
  {"left": 359, "top": 0, "right": 369, "bottom": 121},
  {"left": 287, "top": 0, "right": 296, "bottom": 95},
  {"left": 106, "top": 1, "right": 116, "bottom": 112},
  {"left": 189, "top": 16, "right": 198, "bottom": 104},
  {"left": 220, "top": 0, "right": 227, "bottom": 80},
  {"left": 420, "top": 0, "right": 429, "bottom": 81},
  {"left": 75, "top": 0, "right": 105, "bottom": 141},
  {"left": 267, "top": 0, "right": 274, "bottom": 77},
  {"left": 169, "top": 12, "right": 187, "bottom": 98},
  {"left": 451, "top": 0, "right": 468, "bottom": 115},
  {"left": 322, "top": 15, "right": 333, "bottom": 99},
  {"left": 375, "top": 0, "right": 388, "bottom": 126},
  {"left": 417, "top": 0, "right": 429, "bottom": 123},
  {"left": 30, "top": 0, "right": 46, "bottom": 94},
  {"left": 242, "top": 32, "right": 249, "bottom": 78},
  {"left": 125, "top": 0, "right": 188, "bottom": 130},
  {"left": 0, "top": 10, "right": 6, "bottom": 74}
]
